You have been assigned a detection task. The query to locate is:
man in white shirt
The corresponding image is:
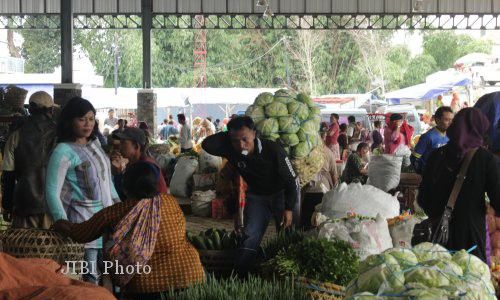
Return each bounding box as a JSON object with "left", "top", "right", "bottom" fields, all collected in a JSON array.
[{"left": 177, "top": 113, "right": 193, "bottom": 152}]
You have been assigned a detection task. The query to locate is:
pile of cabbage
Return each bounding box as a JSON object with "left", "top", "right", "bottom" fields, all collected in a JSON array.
[
  {"left": 346, "top": 242, "right": 496, "bottom": 299},
  {"left": 246, "top": 90, "right": 324, "bottom": 187}
]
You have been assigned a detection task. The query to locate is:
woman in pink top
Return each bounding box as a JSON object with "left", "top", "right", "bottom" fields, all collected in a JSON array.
[
  {"left": 326, "top": 113, "right": 340, "bottom": 160},
  {"left": 384, "top": 113, "right": 413, "bottom": 154}
]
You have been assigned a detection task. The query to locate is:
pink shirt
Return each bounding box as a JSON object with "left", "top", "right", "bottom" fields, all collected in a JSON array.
[
  {"left": 326, "top": 123, "right": 340, "bottom": 146},
  {"left": 384, "top": 126, "right": 405, "bottom": 154}
]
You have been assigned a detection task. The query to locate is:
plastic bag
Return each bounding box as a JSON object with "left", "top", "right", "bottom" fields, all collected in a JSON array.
[
  {"left": 170, "top": 156, "right": 198, "bottom": 198},
  {"left": 198, "top": 149, "right": 222, "bottom": 173},
  {"left": 191, "top": 190, "right": 216, "bottom": 217},
  {"left": 193, "top": 172, "right": 218, "bottom": 190},
  {"left": 394, "top": 145, "right": 412, "bottom": 167},
  {"left": 318, "top": 214, "right": 393, "bottom": 260},
  {"left": 366, "top": 154, "right": 403, "bottom": 192},
  {"left": 320, "top": 182, "right": 400, "bottom": 220},
  {"left": 388, "top": 216, "right": 420, "bottom": 248}
]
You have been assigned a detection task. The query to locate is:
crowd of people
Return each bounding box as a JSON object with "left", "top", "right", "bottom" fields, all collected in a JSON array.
[{"left": 0, "top": 87, "right": 498, "bottom": 298}]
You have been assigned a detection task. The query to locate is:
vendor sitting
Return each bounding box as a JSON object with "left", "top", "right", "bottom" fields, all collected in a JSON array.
[
  {"left": 53, "top": 162, "right": 204, "bottom": 299},
  {"left": 341, "top": 142, "right": 369, "bottom": 184}
]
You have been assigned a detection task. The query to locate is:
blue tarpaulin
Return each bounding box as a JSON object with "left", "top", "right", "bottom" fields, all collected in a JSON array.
[{"left": 384, "top": 76, "right": 471, "bottom": 104}]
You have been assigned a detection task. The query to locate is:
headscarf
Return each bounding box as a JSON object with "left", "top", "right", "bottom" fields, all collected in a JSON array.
[
  {"left": 108, "top": 195, "right": 162, "bottom": 286},
  {"left": 445, "top": 108, "right": 490, "bottom": 168},
  {"left": 474, "top": 92, "right": 500, "bottom": 153}
]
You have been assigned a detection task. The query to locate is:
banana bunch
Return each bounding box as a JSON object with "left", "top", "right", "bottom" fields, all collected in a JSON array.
[{"left": 292, "top": 145, "right": 325, "bottom": 188}]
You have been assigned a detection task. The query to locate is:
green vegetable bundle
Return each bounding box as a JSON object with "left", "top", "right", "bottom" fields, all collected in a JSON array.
[
  {"left": 168, "top": 274, "right": 310, "bottom": 300},
  {"left": 263, "top": 237, "right": 359, "bottom": 286},
  {"left": 187, "top": 228, "right": 239, "bottom": 251},
  {"left": 246, "top": 89, "right": 323, "bottom": 187},
  {"left": 345, "top": 243, "right": 496, "bottom": 299}
]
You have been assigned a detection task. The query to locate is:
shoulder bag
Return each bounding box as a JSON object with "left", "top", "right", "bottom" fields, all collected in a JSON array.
[{"left": 411, "top": 148, "right": 477, "bottom": 246}]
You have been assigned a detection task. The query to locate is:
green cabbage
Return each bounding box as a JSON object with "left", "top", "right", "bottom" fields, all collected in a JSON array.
[
  {"left": 347, "top": 292, "right": 384, "bottom": 300},
  {"left": 280, "top": 133, "right": 299, "bottom": 147},
  {"left": 420, "top": 259, "right": 463, "bottom": 278},
  {"left": 255, "top": 92, "right": 274, "bottom": 106},
  {"left": 356, "top": 253, "right": 404, "bottom": 294},
  {"left": 265, "top": 102, "right": 288, "bottom": 118},
  {"left": 262, "top": 133, "right": 280, "bottom": 142},
  {"left": 296, "top": 128, "right": 307, "bottom": 142},
  {"left": 383, "top": 248, "right": 418, "bottom": 270},
  {"left": 308, "top": 114, "right": 322, "bottom": 126},
  {"left": 274, "top": 88, "right": 296, "bottom": 98},
  {"left": 256, "top": 118, "right": 278, "bottom": 136},
  {"left": 287, "top": 102, "right": 310, "bottom": 122},
  {"left": 296, "top": 92, "right": 315, "bottom": 107},
  {"left": 278, "top": 116, "right": 300, "bottom": 134},
  {"left": 412, "top": 243, "right": 452, "bottom": 262},
  {"left": 309, "top": 106, "right": 321, "bottom": 116},
  {"left": 245, "top": 105, "right": 266, "bottom": 123},
  {"left": 404, "top": 266, "right": 450, "bottom": 288},
  {"left": 292, "top": 142, "right": 311, "bottom": 158},
  {"left": 274, "top": 96, "right": 294, "bottom": 105},
  {"left": 301, "top": 119, "right": 319, "bottom": 134},
  {"left": 452, "top": 250, "right": 491, "bottom": 281},
  {"left": 401, "top": 285, "right": 449, "bottom": 300}
]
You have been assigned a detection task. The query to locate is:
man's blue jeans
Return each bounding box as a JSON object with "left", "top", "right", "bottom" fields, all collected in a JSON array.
[
  {"left": 235, "top": 191, "right": 285, "bottom": 275},
  {"left": 83, "top": 248, "right": 103, "bottom": 284}
]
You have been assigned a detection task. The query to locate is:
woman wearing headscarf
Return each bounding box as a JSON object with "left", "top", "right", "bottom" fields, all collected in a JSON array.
[
  {"left": 474, "top": 92, "right": 500, "bottom": 159},
  {"left": 54, "top": 162, "right": 204, "bottom": 299},
  {"left": 417, "top": 108, "right": 500, "bottom": 262}
]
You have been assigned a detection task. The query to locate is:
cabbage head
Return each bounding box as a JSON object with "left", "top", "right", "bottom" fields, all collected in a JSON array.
[
  {"left": 287, "top": 102, "right": 310, "bottom": 122},
  {"left": 452, "top": 250, "right": 491, "bottom": 281},
  {"left": 278, "top": 116, "right": 300, "bottom": 134},
  {"left": 383, "top": 248, "right": 418, "bottom": 270},
  {"left": 356, "top": 253, "right": 404, "bottom": 294},
  {"left": 274, "top": 96, "right": 294, "bottom": 105},
  {"left": 255, "top": 92, "right": 274, "bottom": 106},
  {"left": 308, "top": 114, "right": 322, "bottom": 126},
  {"left": 292, "top": 142, "right": 311, "bottom": 158},
  {"left": 275, "top": 88, "right": 296, "bottom": 98},
  {"left": 245, "top": 105, "right": 266, "bottom": 123},
  {"left": 309, "top": 106, "right": 321, "bottom": 116},
  {"left": 412, "top": 242, "right": 452, "bottom": 262},
  {"left": 262, "top": 133, "right": 280, "bottom": 142},
  {"left": 297, "top": 128, "right": 307, "bottom": 142},
  {"left": 296, "top": 92, "right": 315, "bottom": 107},
  {"left": 256, "top": 118, "right": 278, "bottom": 136},
  {"left": 280, "top": 133, "right": 300, "bottom": 147},
  {"left": 404, "top": 266, "right": 450, "bottom": 288},
  {"left": 301, "top": 119, "right": 320, "bottom": 134},
  {"left": 401, "top": 285, "right": 449, "bottom": 300},
  {"left": 420, "top": 259, "right": 463, "bottom": 279},
  {"left": 265, "top": 102, "right": 288, "bottom": 118}
]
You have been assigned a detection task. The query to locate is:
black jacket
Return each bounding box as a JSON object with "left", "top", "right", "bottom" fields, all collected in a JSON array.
[
  {"left": 202, "top": 132, "right": 299, "bottom": 210},
  {"left": 418, "top": 146, "right": 500, "bottom": 262}
]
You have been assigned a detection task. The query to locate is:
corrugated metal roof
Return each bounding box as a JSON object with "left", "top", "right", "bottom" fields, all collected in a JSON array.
[{"left": 1, "top": 0, "right": 499, "bottom": 15}]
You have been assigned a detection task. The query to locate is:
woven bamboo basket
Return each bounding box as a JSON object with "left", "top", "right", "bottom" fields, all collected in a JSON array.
[
  {"left": 198, "top": 249, "right": 237, "bottom": 277},
  {"left": 0, "top": 228, "right": 84, "bottom": 264}
]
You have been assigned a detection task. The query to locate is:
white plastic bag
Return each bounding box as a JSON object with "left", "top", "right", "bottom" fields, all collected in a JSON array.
[
  {"left": 318, "top": 214, "right": 393, "bottom": 260},
  {"left": 394, "top": 145, "right": 411, "bottom": 167},
  {"left": 366, "top": 154, "right": 403, "bottom": 192},
  {"left": 170, "top": 156, "right": 199, "bottom": 198},
  {"left": 191, "top": 190, "right": 216, "bottom": 217},
  {"left": 388, "top": 216, "right": 420, "bottom": 248},
  {"left": 320, "top": 182, "right": 400, "bottom": 219},
  {"left": 198, "top": 150, "right": 222, "bottom": 173}
]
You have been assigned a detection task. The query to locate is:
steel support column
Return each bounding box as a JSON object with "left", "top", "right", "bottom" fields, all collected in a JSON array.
[
  {"left": 142, "top": 0, "right": 153, "bottom": 89},
  {"left": 61, "top": 0, "right": 73, "bottom": 84}
]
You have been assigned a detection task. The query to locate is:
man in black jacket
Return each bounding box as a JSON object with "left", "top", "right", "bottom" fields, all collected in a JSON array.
[
  {"left": 1, "top": 91, "right": 58, "bottom": 228},
  {"left": 202, "top": 116, "right": 299, "bottom": 275}
]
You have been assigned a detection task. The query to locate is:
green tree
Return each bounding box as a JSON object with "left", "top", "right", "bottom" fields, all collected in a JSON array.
[
  {"left": 403, "top": 54, "right": 439, "bottom": 87},
  {"left": 423, "top": 31, "right": 492, "bottom": 70},
  {"left": 18, "top": 30, "right": 60, "bottom": 73}
]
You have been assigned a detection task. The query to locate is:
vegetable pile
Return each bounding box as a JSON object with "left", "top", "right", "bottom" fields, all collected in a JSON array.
[
  {"left": 246, "top": 89, "right": 324, "bottom": 187},
  {"left": 187, "top": 229, "right": 239, "bottom": 251},
  {"left": 263, "top": 236, "right": 359, "bottom": 286},
  {"left": 346, "top": 242, "right": 496, "bottom": 299},
  {"left": 168, "top": 274, "right": 310, "bottom": 300}
]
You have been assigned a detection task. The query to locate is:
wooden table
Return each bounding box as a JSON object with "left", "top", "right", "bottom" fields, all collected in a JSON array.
[{"left": 398, "top": 173, "right": 422, "bottom": 213}]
